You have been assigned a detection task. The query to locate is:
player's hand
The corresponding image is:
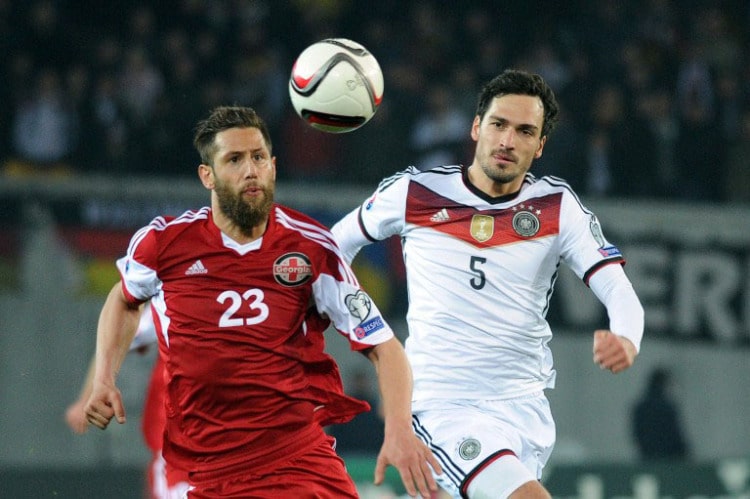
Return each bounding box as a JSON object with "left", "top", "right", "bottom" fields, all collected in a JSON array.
[
  {"left": 84, "top": 381, "right": 126, "bottom": 430},
  {"left": 374, "top": 425, "right": 442, "bottom": 498},
  {"left": 65, "top": 399, "right": 90, "bottom": 434},
  {"left": 593, "top": 330, "right": 637, "bottom": 373}
]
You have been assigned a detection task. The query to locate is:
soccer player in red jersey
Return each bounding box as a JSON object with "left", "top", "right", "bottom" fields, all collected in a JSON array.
[{"left": 84, "top": 106, "right": 440, "bottom": 498}]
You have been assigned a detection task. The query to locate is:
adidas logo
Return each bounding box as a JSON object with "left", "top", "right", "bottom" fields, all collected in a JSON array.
[
  {"left": 430, "top": 208, "right": 450, "bottom": 222},
  {"left": 185, "top": 259, "right": 208, "bottom": 275}
]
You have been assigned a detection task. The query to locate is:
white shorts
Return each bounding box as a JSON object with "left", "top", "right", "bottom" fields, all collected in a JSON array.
[{"left": 412, "top": 392, "right": 555, "bottom": 498}]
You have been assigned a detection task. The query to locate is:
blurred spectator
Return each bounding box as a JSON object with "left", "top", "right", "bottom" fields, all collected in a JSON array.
[
  {"left": 126, "top": 5, "right": 160, "bottom": 54},
  {"left": 582, "top": 83, "right": 658, "bottom": 197},
  {"left": 228, "top": 50, "right": 287, "bottom": 136},
  {"left": 409, "top": 84, "right": 472, "bottom": 169},
  {"left": 691, "top": 5, "right": 743, "bottom": 76},
  {"left": 21, "top": 0, "right": 72, "bottom": 69},
  {"left": 635, "top": 87, "right": 680, "bottom": 198},
  {"left": 341, "top": 99, "right": 410, "bottom": 184},
  {"left": 8, "top": 67, "right": 78, "bottom": 176},
  {"left": 579, "top": 0, "right": 633, "bottom": 81},
  {"left": 675, "top": 83, "right": 725, "bottom": 200},
  {"left": 715, "top": 71, "right": 744, "bottom": 144},
  {"left": 278, "top": 109, "right": 343, "bottom": 182},
  {"left": 119, "top": 46, "right": 164, "bottom": 126},
  {"left": 533, "top": 103, "right": 586, "bottom": 188},
  {"left": 724, "top": 109, "right": 750, "bottom": 203},
  {"left": 631, "top": 367, "right": 690, "bottom": 460},
  {"left": 77, "top": 73, "right": 131, "bottom": 173},
  {"left": 0, "top": 0, "right": 748, "bottom": 199}
]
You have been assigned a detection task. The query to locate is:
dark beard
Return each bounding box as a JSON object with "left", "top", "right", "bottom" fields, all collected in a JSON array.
[{"left": 215, "top": 181, "right": 274, "bottom": 236}]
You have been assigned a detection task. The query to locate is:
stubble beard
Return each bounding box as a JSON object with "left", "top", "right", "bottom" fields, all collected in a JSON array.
[{"left": 480, "top": 160, "right": 518, "bottom": 185}]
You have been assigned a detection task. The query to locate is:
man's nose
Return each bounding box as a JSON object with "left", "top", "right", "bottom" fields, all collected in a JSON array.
[{"left": 498, "top": 129, "right": 515, "bottom": 148}]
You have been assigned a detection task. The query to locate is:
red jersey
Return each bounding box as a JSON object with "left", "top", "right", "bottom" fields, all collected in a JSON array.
[
  {"left": 116, "top": 205, "right": 394, "bottom": 475},
  {"left": 141, "top": 353, "right": 166, "bottom": 453}
]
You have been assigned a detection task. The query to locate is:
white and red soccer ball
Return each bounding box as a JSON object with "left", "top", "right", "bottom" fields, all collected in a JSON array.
[{"left": 289, "top": 38, "right": 384, "bottom": 133}]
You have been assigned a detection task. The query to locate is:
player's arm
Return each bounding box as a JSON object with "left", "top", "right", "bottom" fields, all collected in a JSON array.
[
  {"left": 331, "top": 207, "right": 371, "bottom": 265},
  {"left": 589, "top": 264, "right": 644, "bottom": 373},
  {"left": 332, "top": 169, "right": 411, "bottom": 265},
  {"left": 67, "top": 302, "right": 151, "bottom": 434},
  {"left": 65, "top": 355, "right": 96, "bottom": 434},
  {"left": 84, "top": 281, "right": 142, "bottom": 429},
  {"left": 365, "top": 337, "right": 442, "bottom": 498}
]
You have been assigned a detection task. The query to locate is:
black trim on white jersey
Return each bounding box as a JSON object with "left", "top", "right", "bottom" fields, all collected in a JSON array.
[
  {"left": 356, "top": 207, "right": 379, "bottom": 243},
  {"left": 462, "top": 167, "right": 524, "bottom": 204},
  {"left": 376, "top": 166, "right": 419, "bottom": 193},
  {"left": 412, "top": 415, "right": 464, "bottom": 487},
  {"left": 542, "top": 261, "right": 561, "bottom": 318},
  {"left": 583, "top": 258, "right": 625, "bottom": 286},
  {"left": 537, "top": 175, "right": 595, "bottom": 216},
  {"left": 376, "top": 164, "right": 462, "bottom": 193}
]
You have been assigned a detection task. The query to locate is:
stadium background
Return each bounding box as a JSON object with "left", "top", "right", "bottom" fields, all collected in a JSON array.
[{"left": 1, "top": 1, "right": 749, "bottom": 497}]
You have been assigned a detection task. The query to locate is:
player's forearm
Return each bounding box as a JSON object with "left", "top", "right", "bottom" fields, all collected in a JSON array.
[
  {"left": 367, "top": 337, "right": 414, "bottom": 433},
  {"left": 76, "top": 355, "right": 96, "bottom": 402},
  {"left": 589, "top": 264, "right": 645, "bottom": 352},
  {"left": 93, "top": 283, "right": 141, "bottom": 385}
]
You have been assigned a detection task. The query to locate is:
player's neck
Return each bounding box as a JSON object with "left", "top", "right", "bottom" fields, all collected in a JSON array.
[
  {"left": 466, "top": 164, "right": 523, "bottom": 198},
  {"left": 212, "top": 211, "right": 267, "bottom": 244}
]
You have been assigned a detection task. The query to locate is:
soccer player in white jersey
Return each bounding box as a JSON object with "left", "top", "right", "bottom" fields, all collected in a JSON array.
[
  {"left": 332, "top": 69, "right": 645, "bottom": 498},
  {"left": 83, "top": 106, "right": 440, "bottom": 498}
]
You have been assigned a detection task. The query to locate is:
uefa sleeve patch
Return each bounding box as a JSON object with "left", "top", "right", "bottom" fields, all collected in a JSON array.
[
  {"left": 354, "top": 316, "right": 385, "bottom": 339},
  {"left": 598, "top": 245, "right": 622, "bottom": 258}
]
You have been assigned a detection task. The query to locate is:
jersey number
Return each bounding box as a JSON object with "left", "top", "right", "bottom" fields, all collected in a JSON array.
[
  {"left": 469, "top": 256, "right": 487, "bottom": 290},
  {"left": 217, "top": 289, "right": 269, "bottom": 326}
]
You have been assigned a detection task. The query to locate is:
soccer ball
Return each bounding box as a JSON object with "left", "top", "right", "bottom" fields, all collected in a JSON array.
[{"left": 289, "top": 38, "right": 384, "bottom": 133}]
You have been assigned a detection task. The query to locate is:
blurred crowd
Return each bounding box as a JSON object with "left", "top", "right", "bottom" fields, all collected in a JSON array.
[{"left": 2, "top": 0, "right": 750, "bottom": 202}]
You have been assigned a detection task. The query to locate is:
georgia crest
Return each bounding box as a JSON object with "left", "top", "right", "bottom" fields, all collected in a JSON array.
[{"left": 273, "top": 252, "right": 313, "bottom": 286}]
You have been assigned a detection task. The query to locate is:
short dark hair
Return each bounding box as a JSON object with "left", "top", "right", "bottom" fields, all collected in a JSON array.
[
  {"left": 193, "top": 106, "right": 273, "bottom": 165},
  {"left": 475, "top": 69, "right": 560, "bottom": 138}
]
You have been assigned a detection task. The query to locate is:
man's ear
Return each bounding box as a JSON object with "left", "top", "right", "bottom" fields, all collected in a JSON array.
[
  {"left": 535, "top": 136, "right": 547, "bottom": 159},
  {"left": 198, "top": 164, "right": 214, "bottom": 189},
  {"left": 470, "top": 115, "right": 481, "bottom": 142}
]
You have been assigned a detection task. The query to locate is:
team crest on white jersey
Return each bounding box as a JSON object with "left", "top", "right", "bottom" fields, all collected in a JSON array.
[
  {"left": 470, "top": 215, "right": 494, "bottom": 242},
  {"left": 273, "top": 252, "right": 312, "bottom": 286},
  {"left": 512, "top": 207, "right": 541, "bottom": 237},
  {"left": 457, "top": 437, "right": 482, "bottom": 460}
]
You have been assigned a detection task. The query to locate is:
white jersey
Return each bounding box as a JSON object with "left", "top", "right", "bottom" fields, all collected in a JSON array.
[{"left": 333, "top": 165, "right": 630, "bottom": 402}]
